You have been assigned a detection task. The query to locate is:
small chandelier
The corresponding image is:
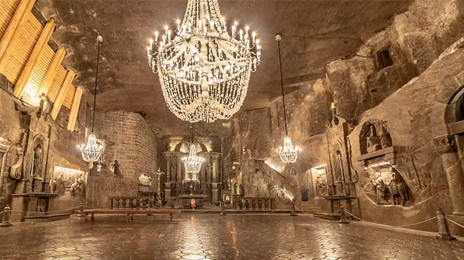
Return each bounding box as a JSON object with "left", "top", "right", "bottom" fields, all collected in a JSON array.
[
  {"left": 78, "top": 34, "right": 105, "bottom": 169},
  {"left": 147, "top": 0, "right": 261, "bottom": 123},
  {"left": 275, "top": 34, "right": 301, "bottom": 164},
  {"left": 182, "top": 126, "right": 205, "bottom": 175}
]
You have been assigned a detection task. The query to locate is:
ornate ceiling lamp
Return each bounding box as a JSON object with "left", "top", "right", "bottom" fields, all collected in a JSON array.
[
  {"left": 182, "top": 126, "right": 205, "bottom": 175},
  {"left": 147, "top": 0, "right": 261, "bottom": 123},
  {"left": 275, "top": 33, "right": 301, "bottom": 164},
  {"left": 78, "top": 35, "right": 105, "bottom": 169}
]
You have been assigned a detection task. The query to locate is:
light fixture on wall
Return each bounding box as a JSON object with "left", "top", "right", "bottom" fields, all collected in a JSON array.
[
  {"left": 275, "top": 33, "right": 301, "bottom": 164},
  {"left": 78, "top": 34, "right": 105, "bottom": 169},
  {"left": 146, "top": 0, "right": 261, "bottom": 123},
  {"left": 182, "top": 125, "right": 205, "bottom": 176}
]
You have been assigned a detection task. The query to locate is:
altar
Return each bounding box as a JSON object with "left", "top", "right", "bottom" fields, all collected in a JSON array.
[
  {"left": 162, "top": 140, "right": 223, "bottom": 207},
  {"left": 180, "top": 194, "right": 208, "bottom": 208}
]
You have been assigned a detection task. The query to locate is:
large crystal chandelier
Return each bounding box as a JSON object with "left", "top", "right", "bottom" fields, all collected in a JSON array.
[
  {"left": 78, "top": 35, "right": 104, "bottom": 169},
  {"left": 147, "top": 0, "right": 261, "bottom": 123},
  {"left": 275, "top": 34, "right": 301, "bottom": 164}
]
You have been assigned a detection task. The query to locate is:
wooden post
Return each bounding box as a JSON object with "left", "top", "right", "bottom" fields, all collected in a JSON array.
[
  {"left": 38, "top": 47, "right": 66, "bottom": 97},
  {"left": 14, "top": 18, "right": 56, "bottom": 98},
  {"left": 51, "top": 70, "right": 75, "bottom": 120},
  {"left": 67, "top": 86, "right": 83, "bottom": 131},
  {"left": 0, "top": 0, "right": 36, "bottom": 61}
]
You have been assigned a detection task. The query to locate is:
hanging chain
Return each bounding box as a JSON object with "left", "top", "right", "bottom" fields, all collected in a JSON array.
[
  {"left": 277, "top": 34, "right": 288, "bottom": 136},
  {"left": 92, "top": 34, "right": 103, "bottom": 132}
]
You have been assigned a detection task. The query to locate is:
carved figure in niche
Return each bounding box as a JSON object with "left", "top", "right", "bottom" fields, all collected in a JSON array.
[
  {"left": 379, "top": 126, "right": 392, "bottom": 148},
  {"left": 366, "top": 126, "right": 382, "bottom": 153},
  {"left": 32, "top": 143, "right": 43, "bottom": 178},
  {"left": 389, "top": 171, "right": 409, "bottom": 206},
  {"left": 113, "top": 160, "right": 123, "bottom": 178},
  {"left": 360, "top": 120, "right": 393, "bottom": 155}
]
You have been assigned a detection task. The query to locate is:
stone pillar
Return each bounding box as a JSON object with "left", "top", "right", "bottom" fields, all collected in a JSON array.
[
  {"left": 437, "top": 136, "right": 464, "bottom": 215},
  {"left": 211, "top": 153, "right": 220, "bottom": 204},
  {"left": 164, "top": 153, "right": 172, "bottom": 199},
  {"left": 200, "top": 155, "right": 207, "bottom": 195},
  {"left": 177, "top": 154, "right": 182, "bottom": 196}
]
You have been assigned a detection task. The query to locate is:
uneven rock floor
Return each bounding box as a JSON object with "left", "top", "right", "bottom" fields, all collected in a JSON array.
[{"left": 0, "top": 214, "right": 463, "bottom": 259}]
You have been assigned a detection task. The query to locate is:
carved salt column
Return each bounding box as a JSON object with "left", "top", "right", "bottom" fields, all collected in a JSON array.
[
  {"left": 211, "top": 153, "right": 220, "bottom": 204},
  {"left": 437, "top": 136, "right": 464, "bottom": 215},
  {"left": 164, "top": 152, "right": 172, "bottom": 199},
  {"left": 200, "top": 154, "right": 207, "bottom": 195},
  {"left": 177, "top": 154, "right": 182, "bottom": 196}
]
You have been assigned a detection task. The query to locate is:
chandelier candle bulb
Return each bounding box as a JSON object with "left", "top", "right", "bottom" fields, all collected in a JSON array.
[{"left": 155, "top": 31, "right": 159, "bottom": 42}]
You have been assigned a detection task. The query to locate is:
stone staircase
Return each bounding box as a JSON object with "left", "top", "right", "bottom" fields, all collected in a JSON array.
[
  {"left": 299, "top": 201, "right": 343, "bottom": 221},
  {"left": 299, "top": 201, "right": 323, "bottom": 214}
]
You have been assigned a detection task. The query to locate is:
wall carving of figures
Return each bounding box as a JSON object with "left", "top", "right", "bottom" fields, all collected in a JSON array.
[
  {"left": 52, "top": 166, "right": 86, "bottom": 198},
  {"left": 366, "top": 164, "right": 410, "bottom": 206},
  {"left": 359, "top": 120, "right": 393, "bottom": 155},
  {"left": 311, "top": 165, "right": 329, "bottom": 198},
  {"left": 138, "top": 173, "right": 152, "bottom": 186}
]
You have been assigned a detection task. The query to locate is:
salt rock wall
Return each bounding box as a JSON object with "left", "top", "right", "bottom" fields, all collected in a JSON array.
[
  {"left": 84, "top": 110, "right": 159, "bottom": 207},
  {"left": 96, "top": 111, "right": 158, "bottom": 181}
]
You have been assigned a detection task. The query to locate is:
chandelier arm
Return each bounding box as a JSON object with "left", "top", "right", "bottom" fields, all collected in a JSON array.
[{"left": 277, "top": 35, "right": 288, "bottom": 136}]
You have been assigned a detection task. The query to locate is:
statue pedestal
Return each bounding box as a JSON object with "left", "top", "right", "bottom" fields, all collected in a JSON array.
[{"left": 10, "top": 192, "right": 58, "bottom": 222}]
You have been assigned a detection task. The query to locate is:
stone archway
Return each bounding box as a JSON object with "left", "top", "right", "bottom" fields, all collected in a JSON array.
[{"left": 440, "top": 86, "right": 464, "bottom": 216}]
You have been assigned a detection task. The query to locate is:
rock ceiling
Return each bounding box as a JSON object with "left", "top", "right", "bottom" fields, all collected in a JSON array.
[{"left": 37, "top": 0, "right": 411, "bottom": 136}]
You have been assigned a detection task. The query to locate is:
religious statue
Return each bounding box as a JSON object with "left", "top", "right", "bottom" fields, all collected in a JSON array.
[
  {"left": 114, "top": 160, "right": 123, "bottom": 178},
  {"left": 366, "top": 125, "right": 382, "bottom": 153},
  {"left": 379, "top": 126, "right": 393, "bottom": 148},
  {"left": 32, "top": 144, "right": 43, "bottom": 178}
]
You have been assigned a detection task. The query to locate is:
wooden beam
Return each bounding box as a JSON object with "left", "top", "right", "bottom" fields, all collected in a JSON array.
[
  {"left": 14, "top": 18, "right": 56, "bottom": 98},
  {"left": 51, "top": 70, "right": 75, "bottom": 120},
  {"left": 0, "top": 0, "right": 36, "bottom": 61},
  {"left": 67, "top": 86, "right": 83, "bottom": 131},
  {"left": 38, "top": 46, "right": 66, "bottom": 96}
]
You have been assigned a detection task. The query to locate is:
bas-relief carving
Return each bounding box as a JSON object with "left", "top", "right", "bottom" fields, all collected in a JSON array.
[
  {"left": 311, "top": 166, "right": 329, "bottom": 198},
  {"left": 367, "top": 166, "right": 410, "bottom": 205},
  {"left": 358, "top": 120, "right": 413, "bottom": 206}
]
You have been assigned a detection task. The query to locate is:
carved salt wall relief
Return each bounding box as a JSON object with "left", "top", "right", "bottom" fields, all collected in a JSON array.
[{"left": 358, "top": 120, "right": 412, "bottom": 206}]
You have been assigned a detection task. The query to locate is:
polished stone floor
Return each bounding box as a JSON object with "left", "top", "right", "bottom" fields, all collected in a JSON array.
[{"left": 0, "top": 214, "right": 463, "bottom": 260}]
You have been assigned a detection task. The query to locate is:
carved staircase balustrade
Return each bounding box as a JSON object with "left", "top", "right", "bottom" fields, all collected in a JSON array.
[{"left": 233, "top": 196, "right": 274, "bottom": 211}]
